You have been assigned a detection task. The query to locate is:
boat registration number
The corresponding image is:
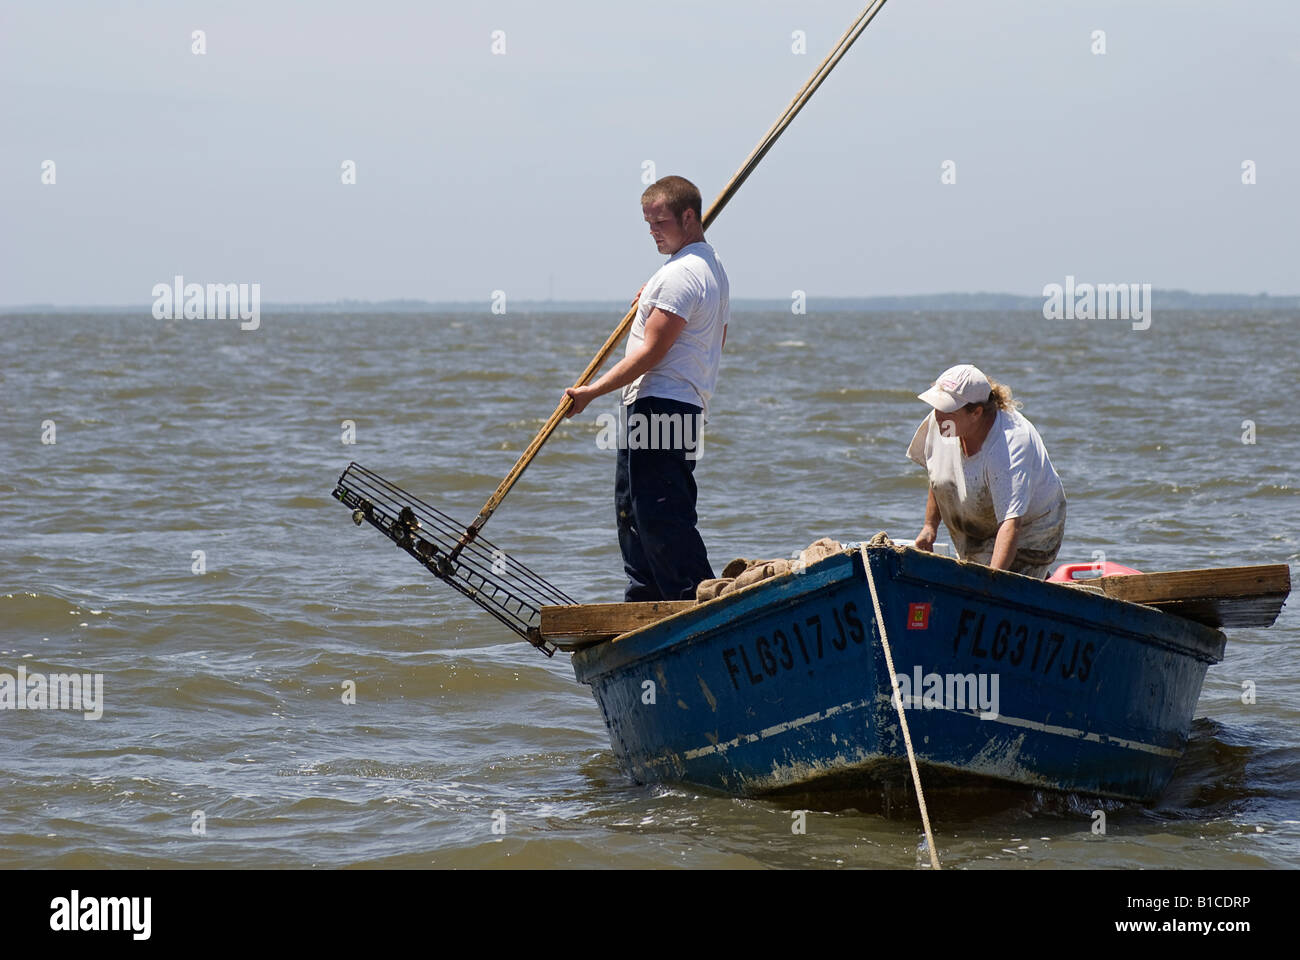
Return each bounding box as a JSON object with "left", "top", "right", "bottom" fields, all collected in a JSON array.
[
  {"left": 953, "top": 607, "right": 1095, "bottom": 681},
  {"left": 722, "top": 600, "right": 866, "bottom": 689}
]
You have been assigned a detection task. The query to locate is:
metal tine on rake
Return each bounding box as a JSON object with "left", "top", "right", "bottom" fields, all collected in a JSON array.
[{"left": 332, "top": 462, "right": 576, "bottom": 656}]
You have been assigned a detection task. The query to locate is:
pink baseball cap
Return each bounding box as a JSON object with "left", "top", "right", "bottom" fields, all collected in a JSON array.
[{"left": 918, "top": 364, "right": 992, "bottom": 412}]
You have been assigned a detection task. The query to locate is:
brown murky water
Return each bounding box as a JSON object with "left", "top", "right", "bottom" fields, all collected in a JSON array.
[{"left": 1, "top": 307, "right": 1296, "bottom": 868}]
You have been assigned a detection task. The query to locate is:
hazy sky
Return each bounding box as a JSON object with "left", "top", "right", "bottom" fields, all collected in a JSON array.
[{"left": 3, "top": 0, "right": 1297, "bottom": 305}]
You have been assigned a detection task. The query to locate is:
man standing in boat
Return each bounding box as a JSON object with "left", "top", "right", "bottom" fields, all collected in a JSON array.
[
  {"left": 909, "top": 364, "right": 1066, "bottom": 578},
  {"left": 563, "top": 175, "right": 728, "bottom": 601}
]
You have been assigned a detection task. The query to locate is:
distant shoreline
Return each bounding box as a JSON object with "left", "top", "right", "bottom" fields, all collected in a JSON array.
[{"left": 4, "top": 291, "right": 1298, "bottom": 314}]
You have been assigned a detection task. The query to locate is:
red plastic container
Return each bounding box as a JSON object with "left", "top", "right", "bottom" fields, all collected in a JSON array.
[{"left": 1048, "top": 560, "right": 1143, "bottom": 582}]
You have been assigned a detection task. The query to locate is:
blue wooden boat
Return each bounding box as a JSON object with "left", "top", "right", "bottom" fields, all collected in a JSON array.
[
  {"left": 569, "top": 544, "right": 1235, "bottom": 802},
  {"left": 330, "top": 464, "right": 1288, "bottom": 804}
]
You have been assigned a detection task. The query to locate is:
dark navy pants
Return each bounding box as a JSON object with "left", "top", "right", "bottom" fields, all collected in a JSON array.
[{"left": 614, "top": 396, "right": 715, "bottom": 602}]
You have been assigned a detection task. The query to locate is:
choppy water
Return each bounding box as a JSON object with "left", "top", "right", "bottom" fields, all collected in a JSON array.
[{"left": 1, "top": 308, "right": 1296, "bottom": 868}]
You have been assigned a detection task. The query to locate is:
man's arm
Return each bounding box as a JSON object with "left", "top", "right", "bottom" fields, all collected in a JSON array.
[
  {"left": 988, "top": 515, "right": 1022, "bottom": 570},
  {"left": 563, "top": 307, "right": 686, "bottom": 417}
]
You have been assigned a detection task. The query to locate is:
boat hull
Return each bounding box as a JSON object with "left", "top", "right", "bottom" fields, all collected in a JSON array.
[{"left": 571, "top": 547, "right": 1225, "bottom": 802}]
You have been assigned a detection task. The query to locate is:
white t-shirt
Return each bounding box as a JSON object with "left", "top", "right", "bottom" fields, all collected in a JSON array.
[
  {"left": 622, "top": 241, "right": 729, "bottom": 419},
  {"left": 906, "top": 408, "right": 1067, "bottom": 572}
]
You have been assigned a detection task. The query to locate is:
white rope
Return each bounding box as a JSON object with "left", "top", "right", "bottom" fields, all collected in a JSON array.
[{"left": 860, "top": 543, "right": 941, "bottom": 870}]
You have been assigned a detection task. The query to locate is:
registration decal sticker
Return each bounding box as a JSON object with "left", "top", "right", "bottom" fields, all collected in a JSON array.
[{"left": 907, "top": 602, "right": 931, "bottom": 630}]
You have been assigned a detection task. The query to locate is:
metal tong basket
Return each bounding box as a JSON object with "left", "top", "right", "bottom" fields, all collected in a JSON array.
[{"left": 332, "top": 462, "right": 576, "bottom": 656}]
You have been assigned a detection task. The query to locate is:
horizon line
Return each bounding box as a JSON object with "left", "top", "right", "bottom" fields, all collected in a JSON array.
[{"left": 3, "top": 288, "right": 1298, "bottom": 314}]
